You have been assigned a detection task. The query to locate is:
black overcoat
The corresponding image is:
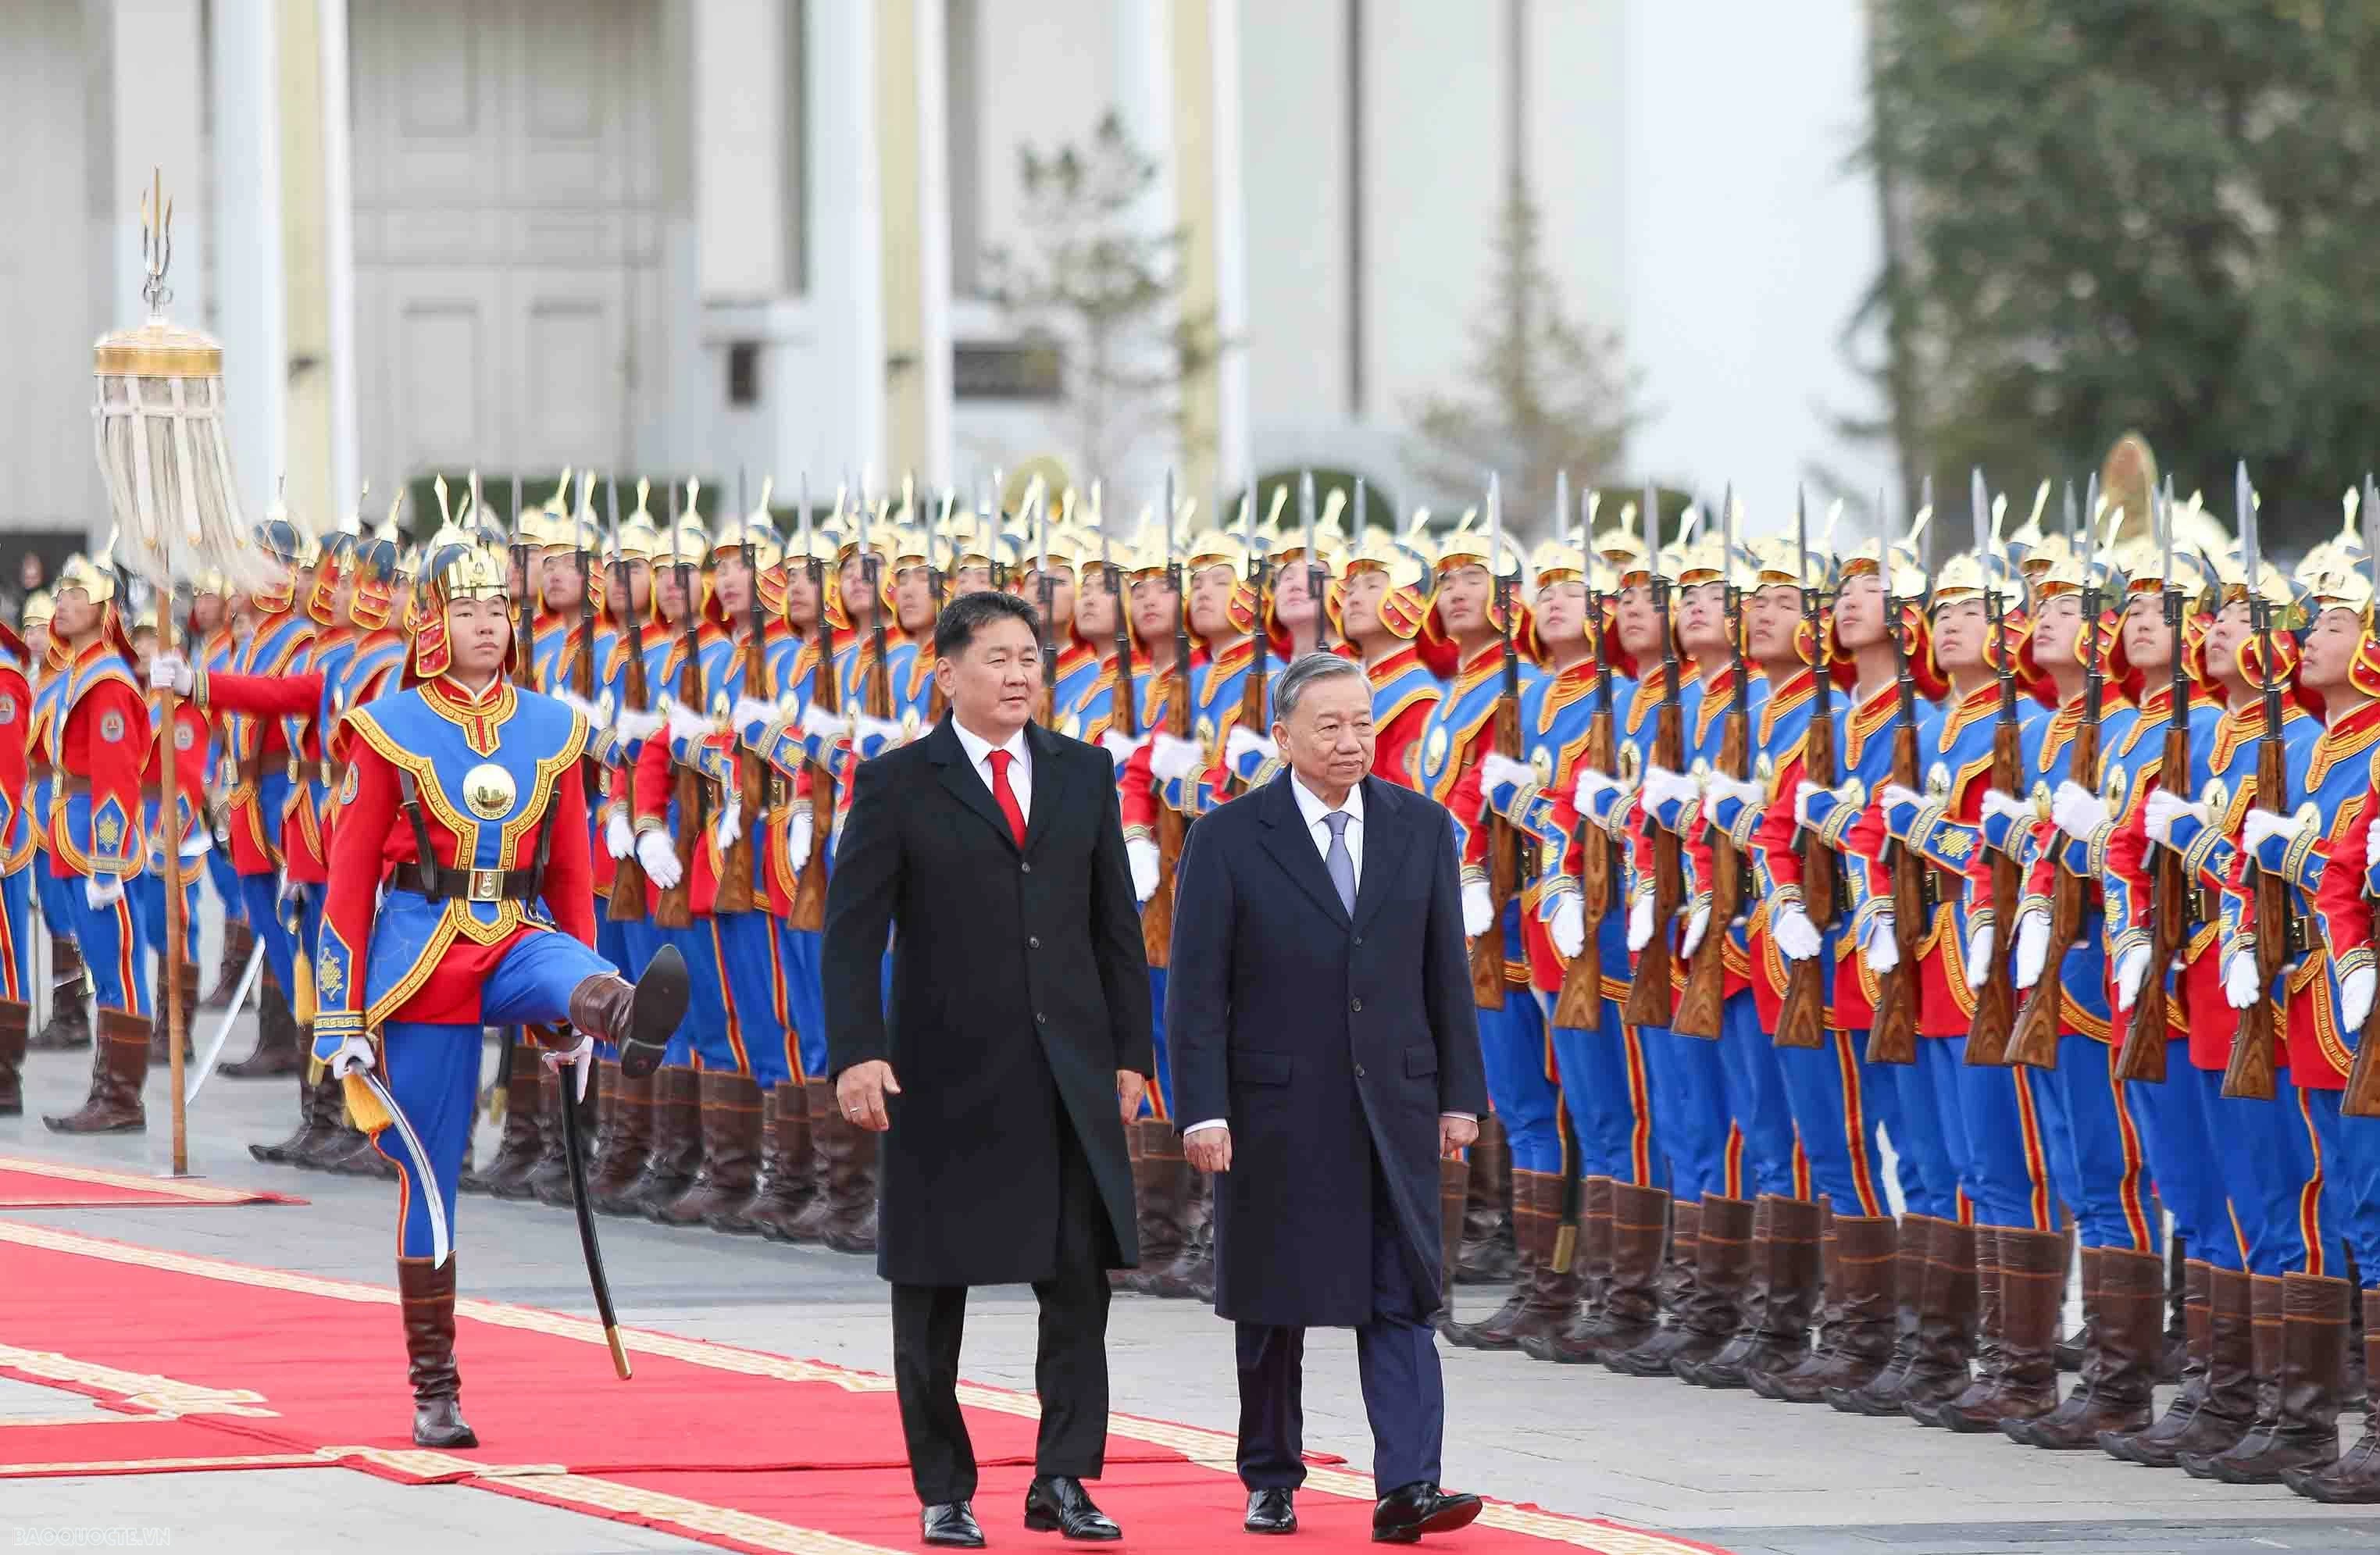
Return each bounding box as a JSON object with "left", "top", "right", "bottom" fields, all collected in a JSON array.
[
  {"left": 1164, "top": 772, "right": 1489, "bottom": 1328},
  {"left": 822, "top": 715, "right": 1155, "bottom": 1286}
]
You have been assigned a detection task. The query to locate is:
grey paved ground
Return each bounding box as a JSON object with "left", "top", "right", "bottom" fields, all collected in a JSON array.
[{"left": 5, "top": 1007, "right": 2380, "bottom": 1554}]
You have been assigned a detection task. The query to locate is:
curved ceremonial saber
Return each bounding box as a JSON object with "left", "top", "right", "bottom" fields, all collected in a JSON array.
[
  {"left": 559, "top": 1059, "right": 632, "bottom": 1380},
  {"left": 357, "top": 1070, "right": 451, "bottom": 1270},
  {"left": 183, "top": 942, "right": 266, "bottom": 1105}
]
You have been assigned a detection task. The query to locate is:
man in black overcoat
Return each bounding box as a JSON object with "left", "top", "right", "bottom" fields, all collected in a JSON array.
[
  {"left": 823, "top": 590, "right": 1154, "bottom": 1550},
  {"left": 1166, "top": 651, "right": 1490, "bottom": 1543}
]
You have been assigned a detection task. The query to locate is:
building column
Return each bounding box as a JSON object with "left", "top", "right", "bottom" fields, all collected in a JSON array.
[
  {"left": 202, "top": 0, "right": 285, "bottom": 526},
  {"left": 876, "top": 0, "right": 952, "bottom": 488},
  {"left": 807, "top": 0, "right": 886, "bottom": 487},
  {"left": 314, "top": 0, "right": 360, "bottom": 522},
  {"left": 277, "top": 0, "right": 334, "bottom": 530},
  {"left": 1112, "top": 0, "right": 1177, "bottom": 501},
  {"left": 1172, "top": 0, "right": 1249, "bottom": 508}
]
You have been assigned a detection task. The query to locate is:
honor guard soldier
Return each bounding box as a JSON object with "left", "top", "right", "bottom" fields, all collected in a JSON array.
[
  {"left": 39, "top": 554, "right": 155, "bottom": 1135},
  {"left": 127, "top": 600, "right": 207, "bottom": 1061},
  {"left": 24, "top": 590, "right": 91, "bottom": 1056},
  {"left": 190, "top": 575, "right": 254, "bottom": 1011},
  {"left": 1337, "top": 522, "right": 1444, "bottom": 792},
  {"left": 525, "top": 470, "right": 580, "bottom": 688},
  {"left": 0, "top": 610, "right": 34, "bottom": 1115},
  {"left": 311, "top": 519, "right": 687, "bottom": 1449}
]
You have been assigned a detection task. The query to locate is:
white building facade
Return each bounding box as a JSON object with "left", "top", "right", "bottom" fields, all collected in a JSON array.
[{"left": 0, "top": 0, "right": 1890, "bottom": 546}]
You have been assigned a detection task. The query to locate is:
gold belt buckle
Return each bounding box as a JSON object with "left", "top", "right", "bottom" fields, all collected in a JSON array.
[{"left": 468, "top": 868, "right": 504, "bottom": 902}]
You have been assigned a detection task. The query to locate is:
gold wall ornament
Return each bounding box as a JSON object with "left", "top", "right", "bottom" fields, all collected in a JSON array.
[{"left": 462, "top": 762, "right": 518, "bottom": 820}]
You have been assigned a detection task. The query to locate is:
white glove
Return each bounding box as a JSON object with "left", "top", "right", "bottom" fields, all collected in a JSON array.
[
  {"left": 2144, "top": 787, "right": 2207, "bottom": 848},
  {"left": 553, "top": 690, "right": 606, "bottom": 730},
  {"left": 787, "top": 809, "right": 816, "bottom": 876},
  {"left": 148, "top": 653, "right": 193, "bottom": 694},
  {"left": 1551, "top": 896, "right": 1585, "bottom": 958},
  {"left": 2051, "top": 779, "right": 2109, "bottom": 841},
  {"left": 1965, "top": 923, "right": 1995, "bottom": 989},
  {"left": 731, "top": 695, "right": 778, "bottom": 732},
  {"left": 1702, "top": 772, "right": 1763, "bottom": 811},
  {"left": 2224, "top": 952, "right": 2260, "bottom": 1010},
  {"left": 851, "top": 713, "right": 907, "bottom": 755},
  {"left": 2113, "top": 943, "right": 2150, "bottom": 1011},
  {"left": 635, "top": 827, "right": 683, "bottom": 890},
  {"left": 1772, "top": 902, "right": 1822, "bottom": 961},
  {"left": 1643, "top": 765, "right": 1699, "bottom": 819},
  {"left": 2013, "top": 909, "right": 2050, "bottom": 990},
  {"left": 712, "top": 789, "right": 743, "bottom": 851},
  {"left": 1226, "top": 726, "right": 1279, "bottom": 768},
  {"left": 604, "top": 812, "right": 636, "bottom": 861},
  {"left": 1572, "top": 765, "right": 1620, "bottom": 812},
  {"left": 1462, "top": 880, "right": 1494, "bottom": 938},
  {"left": 1793, "top": 781, "right": 1838, "bottom": 829},
  {"left": 1881, "top": 782, "right": 1925, "bottom": 814},
  {"left": 175, "top": 826, "right": 211, "bottom": 861},
  {"left": 613, "top": 706, "right": 665, "bottom": 744},
  {"left": 84, "top": 875, "right": 124, "bottom": 911},
  {"left": 1626, "top": 893, "right": 1655, "bottom": 952},
  {"left": 665, "top": 699, "right": 713, "bottom": 747},
  {"left": 1480, "top": 751, "right": 1536, "bottom": 797},
  {"left": 1102, "top": 729, "right": 1148, "bottom": 771},
  {"left": 800, "top": 702, "right": 850, "bottom": 744},
  {"left": 1126, "top": 837, "right": 1160, "bottom": 903},
  {"left": 1868, "top": 911, "right": 1900, "bottom": 974},
  {"left": 1981, "top": 790, "right": 2033, "bottom": 827},
  {"left": 1679, "top": 903, "right": 1711, "bottom": 958},
  {"left": 2341, "top": 965, "right": 2375, "bottom": 1034},
  {"left": 325, "top": 1033, "right": 375, "bottom": 1079},
  {"left": 1149, "top": 733, "right": 1205, "bottom": 783},
  {"left": 540, "top": 1033, "right": 595, "bottom": 1102},
  {"left": 2242, "top": 808, "right": 2304, "bottom": 856}
]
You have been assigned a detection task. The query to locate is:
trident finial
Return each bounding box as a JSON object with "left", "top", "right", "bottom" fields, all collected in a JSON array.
[{"left": 141, "top": 167, "right": 174, "bottom": 314}]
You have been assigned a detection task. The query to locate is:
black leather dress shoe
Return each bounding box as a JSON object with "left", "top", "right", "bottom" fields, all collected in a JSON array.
[
  {"left": 1245, "top": 1486, "right": 1297, "bottom": 1534},
  {"left": 1372, "top": 1482, "right": 1483, "bottom": 1543},
  {"left": 921, "top": 1502, "right": 985, "bottom": 1548},
  {"left": 1024, "top": 1475, "right": 1122, "bottom": 1540}
]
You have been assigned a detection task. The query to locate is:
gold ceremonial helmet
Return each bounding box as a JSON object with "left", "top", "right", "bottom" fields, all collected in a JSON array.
[
  {"left": 54, "top": 551, "right": 116, "bottom": 607},
  {"left": 609, "top": 480, "right": 665, "bottom": 565},
  {"left": 20, "top": 588, "right": 54, "bottom": 631},
  {"left": 712, "top": 477, "right": 783, "bottom": 569}
]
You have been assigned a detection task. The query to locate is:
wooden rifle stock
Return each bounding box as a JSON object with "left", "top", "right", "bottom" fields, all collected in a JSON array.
[
  {"left": 713, "top": 623, "right": 769, "bottom": 914},
  {"left": 1553, "top": 701, "right": 1619, "bottom": 1029},
  {"left": 1672, "top": 708, "right": 1745, "bottom": 1040},
  {"left": 605, "top": 619, "right": 650, "bottom": 922},
  {"left": 1867, "top": 715, "right": 1925, "bottom": 1066},
  {"left": 1622, "top": 694, "right": 1686, "bottom": 1027},
  {"left": 2118, "top": 719, "right": 2190, "bottom": 1082},
  {"left": 1470, "top": 695, "right": 1526, "bottom": 1008},
  {"left": 1965, "top": 715, "right": 2025, "bottom": 1063},
  {"left": 652, "top": 619, "right": 705, "bottom": 929},
  {"left": 2007, "top": 718, "right": 2100, "bottom": 1069},
  {"left": 2223, "top": 734, "right": 2287, "bottom": 1100},
  {"left": 1775, "top": 708, "right": 1839, "bottom": 1050},
  {"left": 787, "top": 619, "right": 838, "bottom": 933},
  {"left": 2344, "top": 995, "right": 2380, "bottom": 1118},
  {"left": 1142, "top": 658, "right": 1190, "bottom": 968}
]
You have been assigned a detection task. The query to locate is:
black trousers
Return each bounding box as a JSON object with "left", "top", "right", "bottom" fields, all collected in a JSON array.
[{"left": 890, "top": 1111, "right": 1113, "bottom": 1506}]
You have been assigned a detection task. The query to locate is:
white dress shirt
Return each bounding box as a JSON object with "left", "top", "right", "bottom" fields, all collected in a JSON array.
[
  {"left": 1185, "top": 773, "right": 1468, "bottom": 1138},
  {"left": 951, "top": 716, "right": 1032, "bottom": 819}
]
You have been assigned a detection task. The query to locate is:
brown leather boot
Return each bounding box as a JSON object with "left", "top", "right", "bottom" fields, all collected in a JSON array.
[
  {"left": 565, "top": 945, "right": 690, "bottom": 1080},
  {"left": 820, "top": 1115, "right": 880, "bottom": 1254},
  {"left": 745, "top": 1081, "right": 817, "bottom": 1240},
  {"left": 42, "top": 1008, "right": 148, "bottom": 1132},
  {"left": 782, "top": 1080, "right": 841, "bottom": 1240},
  {"left": 587, "top": 1062, "right": 651, "bottom": 1204},
  {"left": 1433, "top": 1153, "right": 1469, "bottom": 1332},
  {"left": 2346, "top": 1275, "right": 2370, "bottom": 1417},
  {"left": 2180, "top": 1274, "right": 2285, "bottom": 1475},
  {"left": 1525, "top": 1178, "right": 1638, "bottom": 1363},
  {"left": 2057, "top": 1239, "right": 2094, "bottom": 1373},
  {"left": 1608, "top": 1194, "right": 1714, "bottom": 1376},
  {"left": 2007, "top": 1244, "right": 2160, "bottom": 1446},
  {"left": 1836, "top": 1214, "right": 1947, "bottom": 1414},
  {"left": 1911, "top": 1220, "right": 2000, "bottom": 1426},
  {"left": 1937, "top": 1226, "right": 2065, "bottom": 1431},
  {"left": 1449, "top": 1169, "right": 1547, "bottom": 1350},
  {"left": 1731, "top": 1197, "right": 1822, "bottom": 1387},
  {"left": 1167, "top": 1167, "right": 1217, "bottom": 1300},
  {"left": 701, "top": 1072, "right": 773, "bottom": 1232},
  {"left": 397, "top": 1256, "right": 477, "bottom": 1449},
  {"left": 252, "top": 1068, "right": 337, "bottom": 1164},
  {"left": 2189, "top": 1271, "right": 2348, "bottom": 1482},
  {"left": 655, "top": 1072, "right": 762, "bottom": 1228},
  {"left": 221, "top": 967, "right": 302, "bottom": 1078},
  {"left": 1504, "top": 1170, "right": 1582, "bottom": 1346},
  {"left": 2125, "top": 1262, "right": 2255, "bottom": 1467},
  {"left": 2103, "top": 1257, "right": 2213, "bottom": 1463},
  {"left": 2287, "top": 1288, "right": 2380, "bottom": 1501},
  {"left": 202, "top": 918, "right": 253, "bottom": 1008},
  {"left": 0, "top": 997, "right": 27, "bottom": 1115},
  {"left": 30, "top": 940, "right": 90, "bottom": 1051},
  {"left": 526, "top": 1065, "right": 578, "bottom": 1206},
  {"left": 614, "top": 1065, "right": 700, "bottom": 1215},
  {"left": 644, "top": 1070, "right": 721, "bottom": 1222},
  {"left": 1457, "top": 1114, "right": 1517, "bottom": 1283},
  {"left": 476, "top": 1039, "right": 548, "bottom": 1199},
  {"left": 1757, "top": 1214, "right": 1899, "bottom": 1402},
  {"left": 1128, "top": 1119, "right": 1199, "bottom": 1296},
  {"left": 1679, "top": 1196, "right": 1798, "bottom": 1387},
  {"left": 148, "top": 961, "right": 198, "bottom": 1060},
  {"left": 2160, "top": 1233, "right": 2189, "bottom": 1383},
  {"left": 298, "top": 1049, "right": 376, "bottom": 1172}
]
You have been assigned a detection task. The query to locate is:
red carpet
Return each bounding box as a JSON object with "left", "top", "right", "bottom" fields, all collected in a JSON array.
[
  {"left": 0, "top": 1221, "right": 1725, "bottom": 1555},
  {"left": 0, "top": 1156, "right": 306, "bottom": 1209}
]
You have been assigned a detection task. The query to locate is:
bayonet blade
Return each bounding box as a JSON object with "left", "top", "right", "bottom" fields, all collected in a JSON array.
[
  {"left": 2365, "top": 472, "right": 2378, "bottom": 603},
  {"left": 2238, "top": 461, "right": 2257, "bottom": 576},
  {"left": 1489, "top": 473, "right": 1504, "bottom": 580},
  {"left": 1643, "top": 479, "right": 1658, "bottom": 567},
  {"left": 1968, "top": 469, "right": 1988, "bottom": 563},
  {"left": 2063, "top": 480, "right": 2078, "bottom": 547},
  {"left": 1301, "top": 469, "right": 1316, "bottom": 556},
  {"left": 1554, "top": 469, "right": 1568, "bottom": 546}
]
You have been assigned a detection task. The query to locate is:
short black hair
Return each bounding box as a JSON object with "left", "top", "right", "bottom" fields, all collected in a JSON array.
[{"left": 934, "top": 590, "right": 1042, "bottom": 659}]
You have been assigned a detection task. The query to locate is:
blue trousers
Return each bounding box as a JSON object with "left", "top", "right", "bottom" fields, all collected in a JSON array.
[
  {"left": 2200, "top": 1066, "right": 2321, "bottom": 1276},
  {"left": 2302, "top": 1086, "right": 2380, "bottom": 1286},
  {"left": 0, "top": 867, "right": 30, "bottom": 1000},
  {"left": 779, "top": 923, "right": 828, "bottom": 1081},
  {"left": 1716, "top": 991, "right": 1797, "bottom": 1200},
  {"left": 620, "top": 920, "right": 697, "bottom": 1066},
  {"left": 705, "top": 909, "right": 793, "bottom": 1085},
  {"left": 59, "top": 879, "right": 148, "bottom": 1017},
  {"left": 1541, "top": 993, "right": 1657, "bottom": 1188},
  {"left": 2123, "top": 1045, "right": 2222, "bottom": 1256},
  {"left": 238, "top": 872, "right": 299, "bottom": 997},
  {"left": 1147, "top": 966, "right": 1171, "bottom": 1116},
  {"left": 2025, "top": 1034, "right": 2157, "bottom": 1253},
  {"left": 33, "top": 862, "right": 67, "bottom": 947},
  {"left": 1235, "top": 1151, "right": 1443, "bottom": 1496},
  {"left": 374, "top": 928, "right": 616, "bottom": 1257},
  {"left": 1888, "top": 1038, "right": 1968, "bottom": 1222},
  {"left": 1772, "top": 1029, "right": 1896, "bottom": 1218},
  {"left": 1478, "top": 986, "right": 1558, "bottom": 1174},
  {"left": 205, "top": 846, "right": 244, "bottom": 926},
  {"left": 1951, "top": 1040, "right": 2058, "bottom": 1230},
  {"left": 1638, "top": 1022, "right": 1731, "bottom": 1200},
  {"left": 131, "top": 868, "right": 200, "bottom": 965}
]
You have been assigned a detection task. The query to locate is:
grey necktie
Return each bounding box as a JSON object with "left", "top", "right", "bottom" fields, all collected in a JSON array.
[{"left": 1323, "top": 811, "right": 1356, "bottom": 917}]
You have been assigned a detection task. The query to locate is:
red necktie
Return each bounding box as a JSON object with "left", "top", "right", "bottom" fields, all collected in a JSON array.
[{"left": 987, "top": 748, "right": 1027, "bottom": 848}]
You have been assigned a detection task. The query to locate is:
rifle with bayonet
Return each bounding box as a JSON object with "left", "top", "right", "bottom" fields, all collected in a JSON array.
[
  {"left": 571, "top": 482, "right": 601, "bottom": 807},
  {"left": 1868, "top": 493, "right": 1928, "bottom": 1067},
  {"left": 509, "top": 471, "right": 541, "bottom": 690},
  {"left": 2121, "top": 482, "right": 2188, "bottom": 1082},
  {"left": 1555, "top": 490, "right": 1622, "bottom": 1029},
  {"left": 1966, "top": 470, "right": 2025, "bottom": 1065},
  {"left": 1104, "top": 510, "right": 1139, "bottom": 743},
  {"left": 1232, "top": 476, "right": 1280, "bottom": 794},
  {"left": 1673, "top": 484, "right": 1737, "bottom": 1040},
  {"left": 715, "top": 473, "right": 773, "bottom": 914},
  {"left": 654, "top": 478, "right": 706, "bottom": 930},
  {"left": 787, "top": 480, "right": 837, "bottom": 933},
  {"left": 2225, "top": 462, "right": 2283, "bottom": 1101},
  {"left": 1623, "top": 483, "right": 1686, "bottom": 1029},
  {"left": 1034, "top": 487, "right": 1059, "bottom": 728},
  {"left": 1775, "top": 487, "right": 1838, "bottom": 1050},
  {"left": 1143, "top": 472, "right": 1190, "bottom": 968},
  {"left": 1470, "top": 474, "right": 1529, "bottom": 1008},
  {"left": 2346, "top": 475, "right": 2380, "bottom": 1117},
  {"left": 605, "top": 475, "right": 649, "bottom": 922},
  {"left": 2009, "top": 480, "right": 2110, "bottom": 1071}
]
